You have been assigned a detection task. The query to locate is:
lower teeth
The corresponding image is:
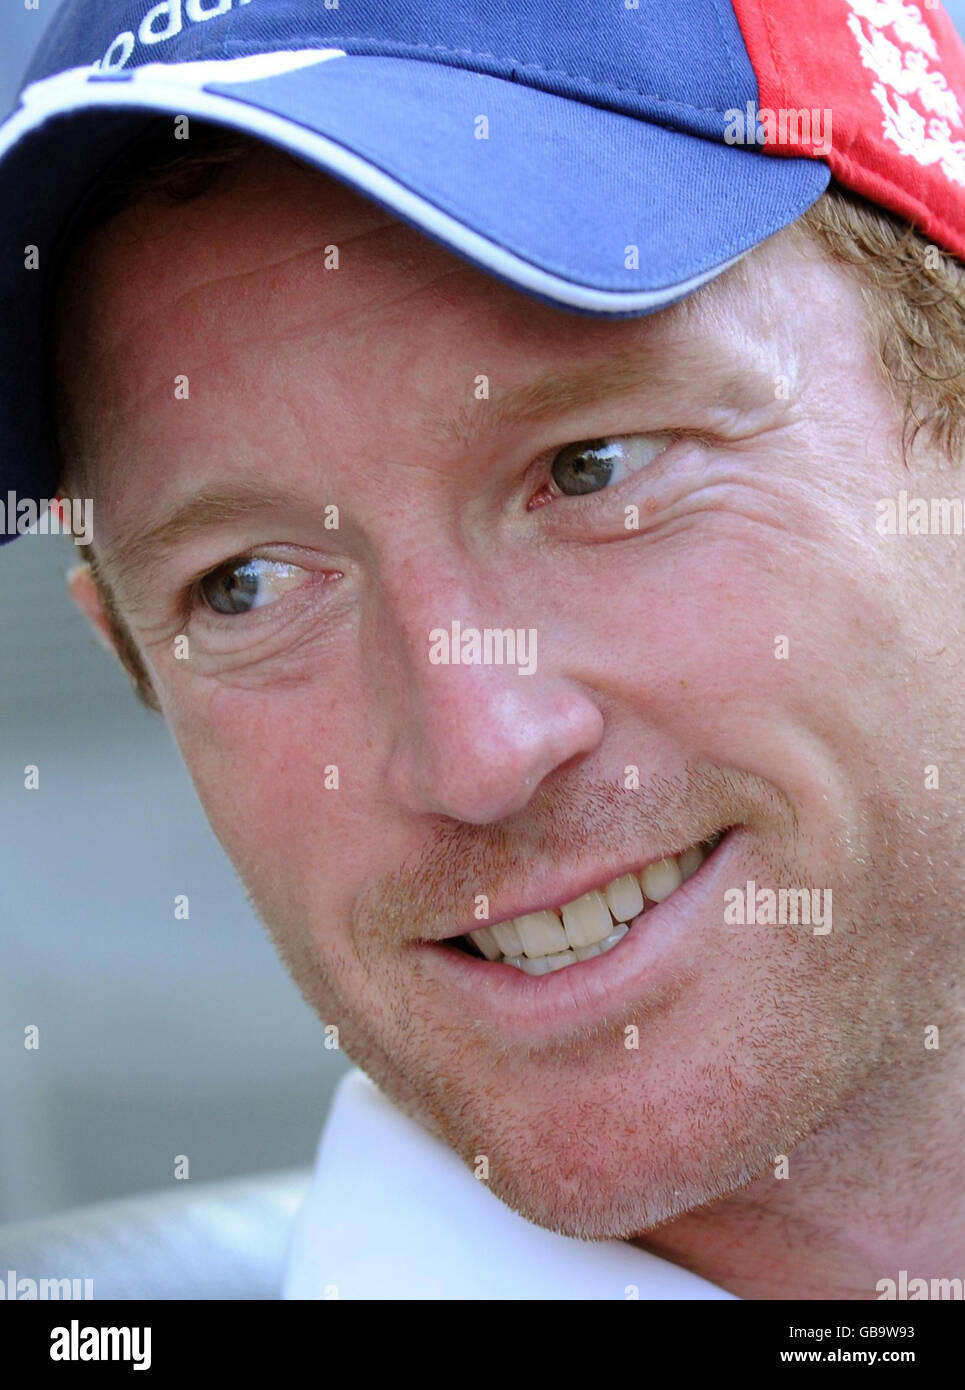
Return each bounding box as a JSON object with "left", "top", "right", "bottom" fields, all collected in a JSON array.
[{"left": 502, "top": 923, "right": 630, "bottom": 976}]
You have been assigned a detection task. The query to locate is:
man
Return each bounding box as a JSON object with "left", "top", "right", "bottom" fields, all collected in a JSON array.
[{"left": 1, "top": 0, "right": 964, "bottom": 1300}]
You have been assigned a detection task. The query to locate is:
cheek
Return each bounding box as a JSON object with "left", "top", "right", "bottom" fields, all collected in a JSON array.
[
  {"left": 577, "top": 525, "right": 898, "bottom": 813},
  {"left": 165, "top": 675, "right": 370, "bottom": 912}
]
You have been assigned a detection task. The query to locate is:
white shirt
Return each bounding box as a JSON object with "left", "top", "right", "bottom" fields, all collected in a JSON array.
[{"left": 283, "top": 1067, "right": 735, "bottom": 1300}]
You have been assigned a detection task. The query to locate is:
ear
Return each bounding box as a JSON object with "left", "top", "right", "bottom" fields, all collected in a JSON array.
[
  {"left": 67, "top": 561, "right": 120, "bottom": 658},
  {"left": 67, "top": 561, "right": 162, "bottom": 713}
]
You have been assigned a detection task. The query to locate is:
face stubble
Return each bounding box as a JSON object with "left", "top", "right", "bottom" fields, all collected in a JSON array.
[{"left": 56, "top": 156, "right": 965, "bottom": 1276}]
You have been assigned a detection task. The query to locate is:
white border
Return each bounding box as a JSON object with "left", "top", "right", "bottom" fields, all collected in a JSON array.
[{"left": 0, "top": 52, "right": 747, "bottom": 314}]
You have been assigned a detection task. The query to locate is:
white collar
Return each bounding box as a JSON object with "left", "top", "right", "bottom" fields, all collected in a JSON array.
[{"left": 283, "top": 1067, "right": 736, "bottom": 1299}]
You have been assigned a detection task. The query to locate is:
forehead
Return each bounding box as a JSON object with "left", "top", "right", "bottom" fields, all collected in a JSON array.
[
  {"left": 56, "top": 149, "right": 392, "bottom": 356},
  {"left": 55, "top": 139, "right": 792, "bottom": 356},
  {"left": 52, "top": 140, "right": 829, "bottom": 509}
]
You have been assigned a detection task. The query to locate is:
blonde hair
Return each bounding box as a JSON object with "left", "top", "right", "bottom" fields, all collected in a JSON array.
[{"left": 799, "top": 190, "right": 965, "bottom": 461}]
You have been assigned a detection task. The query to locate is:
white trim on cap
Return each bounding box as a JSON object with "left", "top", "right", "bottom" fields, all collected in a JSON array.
[{"left": 0, "top": 51, "right": 747, "bottom": 315}]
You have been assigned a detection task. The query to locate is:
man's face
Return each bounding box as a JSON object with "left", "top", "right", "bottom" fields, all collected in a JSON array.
[{"left": 60, "top": 148, "right": 962, "bottom": 1238}]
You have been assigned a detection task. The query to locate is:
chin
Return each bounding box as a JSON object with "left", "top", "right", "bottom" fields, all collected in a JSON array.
[
  {"left": 415, "top": 1054, "right": 797, "bottom": 1242},
  {"left": 479, "top": 1132, "right": 761, "bottom": 1242}
]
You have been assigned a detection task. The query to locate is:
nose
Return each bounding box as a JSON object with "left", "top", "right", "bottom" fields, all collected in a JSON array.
[
  {"left": 389, "top": 657, "right": 605, "bottom": 824},
  {"left": 380, "top": 583, "right": 600, "bottom": 822}
]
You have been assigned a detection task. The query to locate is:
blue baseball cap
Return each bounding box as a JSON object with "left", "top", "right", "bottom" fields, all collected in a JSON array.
[{"left": 0, "top": 0, "right": 845, "bottom": 540}]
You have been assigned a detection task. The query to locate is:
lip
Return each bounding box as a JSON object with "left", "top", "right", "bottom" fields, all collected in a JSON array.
[
  {"left": 433, "top": 828, "right": 733, "bottom": 943},
  {"left": 411, "top": 826, "right": 744, "bottom": 1045}
]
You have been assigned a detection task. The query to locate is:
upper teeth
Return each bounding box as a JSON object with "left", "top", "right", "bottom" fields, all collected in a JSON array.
[{"left": 463, "top": 834, "right": 721, "bottom": 973}]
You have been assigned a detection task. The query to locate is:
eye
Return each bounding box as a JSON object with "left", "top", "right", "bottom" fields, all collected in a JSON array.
[
  {"left": 198, "top": 557, "right": 309, "bottom": 616},
  {"left": 548, "top": 435, "right": 668, "bottom": 497}
]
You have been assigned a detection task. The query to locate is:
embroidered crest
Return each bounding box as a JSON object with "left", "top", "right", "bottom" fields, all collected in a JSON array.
[{"left": 846, "top": 0, "right": 965, "bottom": 185}]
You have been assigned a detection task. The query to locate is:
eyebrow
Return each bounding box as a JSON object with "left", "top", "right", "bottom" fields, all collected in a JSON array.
[
  {"left": 99, "top": 481, "right": 307, "bottom": 608},
  {"left": 430, "top": 335, "right": 765, "bottom": 451},
  {"left": 99, "top": 339, "right": 769, "bottom": 604}
]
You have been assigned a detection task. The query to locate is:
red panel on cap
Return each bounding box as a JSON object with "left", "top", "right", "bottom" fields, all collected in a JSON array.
[{"left": 731, "top": 0, "right": 965, "bottom": 260}]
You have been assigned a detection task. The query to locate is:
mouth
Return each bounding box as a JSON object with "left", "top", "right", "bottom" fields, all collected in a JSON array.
[{"left": 448, "top": 830, "right": 727, "bottom": 976}]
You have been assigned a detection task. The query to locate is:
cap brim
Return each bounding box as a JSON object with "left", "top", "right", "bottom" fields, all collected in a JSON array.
[{"left": 0, "top": 48, "right": 830, "bottom": 510}]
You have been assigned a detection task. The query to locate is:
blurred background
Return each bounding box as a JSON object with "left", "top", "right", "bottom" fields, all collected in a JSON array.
[
  {"left": 0, "top": 0, "right": 352, "bottom": 1223},
  {"left": 3, "top": 1, "right": 965, "bottom": 1224}
]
